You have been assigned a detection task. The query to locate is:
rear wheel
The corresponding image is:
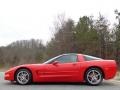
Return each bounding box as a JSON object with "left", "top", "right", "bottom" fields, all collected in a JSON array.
[
  {"left": 85, "top": 68, "right": 103, "bottom": 85},
  {"left": 15, "top": 69, "right": 32, "bottom": 85}
]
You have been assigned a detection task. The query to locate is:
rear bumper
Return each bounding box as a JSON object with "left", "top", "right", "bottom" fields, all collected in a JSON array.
[{"left": 104, "top": 66, "right": 117, "bottom": 80}]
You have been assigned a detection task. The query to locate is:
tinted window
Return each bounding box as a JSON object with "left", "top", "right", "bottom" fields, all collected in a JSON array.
[
  {"left": 56, "top": 54, "right": 77, "bottom": 63},
  {"left": 84, "top": 55, "right": 101, "bottom": 61}
]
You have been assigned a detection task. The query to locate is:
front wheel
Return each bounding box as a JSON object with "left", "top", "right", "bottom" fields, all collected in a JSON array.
[
  {"left": 85, "top": 68, "right": 103, "bottom": 85},
  {"left": 15, "top": 69, "right": 32, "bottom": 85}
]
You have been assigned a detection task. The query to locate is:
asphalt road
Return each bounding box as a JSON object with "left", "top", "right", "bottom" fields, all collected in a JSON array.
[{"left": 0, "top": 72, "right": 120, "bottom": 90}]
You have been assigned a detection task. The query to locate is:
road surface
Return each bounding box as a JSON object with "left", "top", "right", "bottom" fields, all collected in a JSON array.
[{"left": 0, "top": 72, "right": 120, "bottom": 90}]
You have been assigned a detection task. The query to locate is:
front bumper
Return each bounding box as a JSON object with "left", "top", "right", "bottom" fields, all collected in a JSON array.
[{"left": 4, "top": 70, "right": 15, "bottom": 81}]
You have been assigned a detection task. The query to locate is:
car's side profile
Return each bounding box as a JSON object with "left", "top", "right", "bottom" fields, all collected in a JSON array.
[{"left": 5, "top": 53, "right": 117, "bottom": 85}]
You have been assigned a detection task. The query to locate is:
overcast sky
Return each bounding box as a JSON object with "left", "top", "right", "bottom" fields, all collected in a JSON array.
[{"left": 0, "top": 0, "right": 120, "bottom": 46}]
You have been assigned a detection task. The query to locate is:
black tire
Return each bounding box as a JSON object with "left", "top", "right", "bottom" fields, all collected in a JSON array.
[
  {"left": 15, "top": 69, "right": 32, "bottom": 85},
  {"left": 85, "top": 68, "right": 103, "bottom": 86}
]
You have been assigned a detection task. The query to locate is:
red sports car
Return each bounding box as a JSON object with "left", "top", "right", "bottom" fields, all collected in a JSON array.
[{"left": 5, "top": 53, "right": 117, "bottom": 85}]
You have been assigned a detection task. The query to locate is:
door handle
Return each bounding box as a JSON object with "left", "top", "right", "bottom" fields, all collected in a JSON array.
[{"left": 73, "top": 63, "right": 76, "bottom": 65}]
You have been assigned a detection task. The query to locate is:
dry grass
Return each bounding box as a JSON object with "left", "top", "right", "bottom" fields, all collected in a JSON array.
[{"left": 0, "top": 68, "right": 7, "bottom": 72}]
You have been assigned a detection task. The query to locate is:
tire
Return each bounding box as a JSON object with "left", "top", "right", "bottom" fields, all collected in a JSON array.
[
  {"left": 15, "top": 69, "right": 32, "bottom": 85},
  {"left": 85, "top": 68, "right": 103, "bottom": 85}
]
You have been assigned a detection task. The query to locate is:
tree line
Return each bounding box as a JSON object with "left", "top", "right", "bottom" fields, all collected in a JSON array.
[{"left": 0, "top": 10, "right": 120, "bottom": 68}]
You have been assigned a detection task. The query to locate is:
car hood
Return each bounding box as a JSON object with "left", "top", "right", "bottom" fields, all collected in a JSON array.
[
  {"left": 5, "top": 63, "right": 44, "bottom": 73},
  {"left": 19, "top": 63, "right": 44, "bottom": 67}
]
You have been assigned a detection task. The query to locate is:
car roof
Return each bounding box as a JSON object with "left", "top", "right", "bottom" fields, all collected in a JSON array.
[{"left": 61, "top": 53, "right": 78, "bottom": 55}]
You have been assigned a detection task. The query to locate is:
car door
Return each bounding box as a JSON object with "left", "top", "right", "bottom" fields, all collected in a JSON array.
[{"left": 38, "top": 54, "right": 80, "bottom": 82}]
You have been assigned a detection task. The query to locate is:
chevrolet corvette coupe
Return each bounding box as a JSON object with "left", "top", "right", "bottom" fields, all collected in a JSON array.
[{"left": 5, "top": 53, "right": 117, "bottom": 85}]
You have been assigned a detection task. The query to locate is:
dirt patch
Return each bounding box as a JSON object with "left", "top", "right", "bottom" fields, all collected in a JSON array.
[{"left": 115, "top": 72, "right": 120, "bottom": 80}]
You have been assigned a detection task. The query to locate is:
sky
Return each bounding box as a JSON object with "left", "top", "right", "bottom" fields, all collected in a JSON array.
[{"left": 0, "top": 0, "right": 120, "bottom": 46}]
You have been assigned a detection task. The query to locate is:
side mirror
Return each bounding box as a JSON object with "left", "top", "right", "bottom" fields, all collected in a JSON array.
[{"left": 52, "top": 61, "right": 59, "bottom": 65}]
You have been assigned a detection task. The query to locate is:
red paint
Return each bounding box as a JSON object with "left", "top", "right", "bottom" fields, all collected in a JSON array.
[{"left": 4, "top": 54, "right": 117, "bottom": 83}]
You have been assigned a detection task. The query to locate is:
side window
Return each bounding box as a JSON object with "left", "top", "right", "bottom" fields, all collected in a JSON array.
[
  {"left": 56, "top": 54, "right": 77, "bottom": 63},
  {"left": 84, "top": 55, "right": 101, "bottom": 61}
]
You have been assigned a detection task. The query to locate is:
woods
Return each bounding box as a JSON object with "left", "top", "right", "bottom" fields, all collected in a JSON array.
[{"left": 0, "top": 11, "right": 120, "bottom": 68}]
